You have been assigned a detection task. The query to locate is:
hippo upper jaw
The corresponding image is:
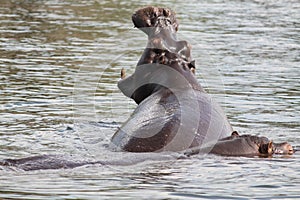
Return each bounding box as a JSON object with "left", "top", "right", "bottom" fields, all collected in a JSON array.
[{"left": 132, "top": 6, "right": 178, "bottom": 37}]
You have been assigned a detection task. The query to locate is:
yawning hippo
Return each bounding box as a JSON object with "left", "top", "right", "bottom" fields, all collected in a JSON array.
[{"left": 110, "top": 6, "right": 233, "bottom": 152}]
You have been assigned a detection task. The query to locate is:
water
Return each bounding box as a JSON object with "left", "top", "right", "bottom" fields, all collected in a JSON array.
[{"left": 0, "top": 0, "right": 299, "bottom": 199}]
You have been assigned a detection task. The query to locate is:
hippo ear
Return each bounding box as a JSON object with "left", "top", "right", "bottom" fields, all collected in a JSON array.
[
  {"left": 188, "top": 60, "right": 195, "bottom": 69},
  {"left": 231, "top": 131, "right": 239, "bottom": 136},
  {"left": 267, "top": 141, "right": 274, "bottom": 155},
  {"left": 121, "top": 68, "right": 126, "bottom": 79}
]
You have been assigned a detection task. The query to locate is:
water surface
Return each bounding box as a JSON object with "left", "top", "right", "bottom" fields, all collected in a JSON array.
[{"left": 0, "top": 0, "right": 299, "bottom": 199}]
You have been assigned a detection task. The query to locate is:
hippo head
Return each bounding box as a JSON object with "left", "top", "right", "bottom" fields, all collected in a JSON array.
[
  {"left": 119, "top": 6, "right": 200, "bottom": 104},
  {"left": 132, "top": 6, "right": 179, "bottom": 35},
  {"left": 259, "top": 141, "right": 294, "bottom": 155},
  {"left": 273, "top": 142, "right": 294, "bottom": 155}
]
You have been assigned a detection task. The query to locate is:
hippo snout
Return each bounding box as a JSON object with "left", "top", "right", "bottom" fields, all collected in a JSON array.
[{"left": 274, "top": 142, "right": 294, "bottom": 155}]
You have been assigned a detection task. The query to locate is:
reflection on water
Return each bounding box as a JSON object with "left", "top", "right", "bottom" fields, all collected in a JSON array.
[{"left": 0, "top": 0, "right": 299, "bottom": 199}]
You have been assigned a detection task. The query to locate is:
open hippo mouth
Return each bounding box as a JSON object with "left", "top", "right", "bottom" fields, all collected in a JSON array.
[{"left": 119, "top": 6, "right": 197, "bottom": 104}]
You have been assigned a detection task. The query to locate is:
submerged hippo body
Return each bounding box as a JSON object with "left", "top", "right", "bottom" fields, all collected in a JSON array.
[
  {"left": 110, "top": 6, "right": 233, "bottom": 152},
  {"left": 0, "top": 133, "right": 294, "bottom": 171},
  {"left": 0, "top": 155, "right": 97, "bottom": 171}
]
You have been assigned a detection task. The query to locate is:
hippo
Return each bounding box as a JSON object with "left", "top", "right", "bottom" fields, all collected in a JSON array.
[
  {"left": 185, "top": 131, "right": 295, "bottom": 156},
  {"left": 110, "top": 6, "right": 233, "bottom": 152}
]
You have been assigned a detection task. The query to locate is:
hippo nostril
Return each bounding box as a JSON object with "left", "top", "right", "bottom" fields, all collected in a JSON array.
[{"left": 288, "top": 146, "right": 294, "bottom": 154}]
